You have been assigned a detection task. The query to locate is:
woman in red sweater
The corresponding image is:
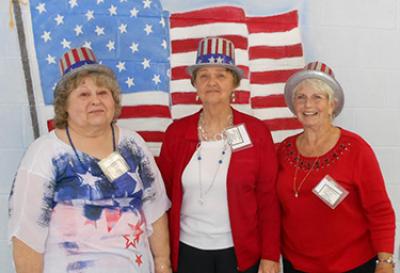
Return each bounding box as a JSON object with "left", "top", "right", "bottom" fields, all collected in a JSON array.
[
  {"left": 158, "top": 36, "right": 280, "bottom": 273},
  {"left": 277, "top": 62, "right": 395, "bottom": 273}
]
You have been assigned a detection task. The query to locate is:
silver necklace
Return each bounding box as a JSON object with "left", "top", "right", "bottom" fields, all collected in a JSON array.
[
  {"left": 196, "top": 140, "right": 228, "bottom": 205},
  {"left": 198, "top": 112, "right": 233, "bottom": 141}
]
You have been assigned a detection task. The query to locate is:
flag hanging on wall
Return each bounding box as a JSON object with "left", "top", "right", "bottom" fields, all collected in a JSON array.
[{"left": 24, "top": 0, "right": 303, "bottom": 156}]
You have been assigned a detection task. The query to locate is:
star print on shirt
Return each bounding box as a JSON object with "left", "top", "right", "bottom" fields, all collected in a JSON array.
[
  {"left": 135, "top": 254, "right": 143, "bottom": 266},
  {"left": 122, "top": 220, "right": 144, "bottom": 248}
]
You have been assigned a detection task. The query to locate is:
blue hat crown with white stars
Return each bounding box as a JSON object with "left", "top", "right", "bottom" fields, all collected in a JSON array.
[{"left": 186, "top": 36, "right": 244, "bottom": 79}]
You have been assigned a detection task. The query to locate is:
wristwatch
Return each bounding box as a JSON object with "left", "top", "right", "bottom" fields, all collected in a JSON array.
[{"left": 376, "top": 256, "right": 395, "bottom": 267}]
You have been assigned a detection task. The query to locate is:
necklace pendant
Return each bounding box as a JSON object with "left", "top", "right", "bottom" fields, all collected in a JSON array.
[{"left": 294, "top": 192, "right": 299, "bottom": 198}]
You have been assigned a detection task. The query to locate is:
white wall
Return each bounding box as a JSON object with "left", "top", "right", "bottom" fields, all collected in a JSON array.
[
  {"left": 1, "top": 1, "right": 398, "bottom": 272},
  {"left": 1, "top": 1, "right": 35, "bottom": 273},
  {"left": 302, "top": 1, "right": 400, "bottom": 270}
]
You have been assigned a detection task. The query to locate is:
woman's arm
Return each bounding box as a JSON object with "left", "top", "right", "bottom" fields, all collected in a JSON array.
[
  {"left": 12, "top": 237, "right": 43, "bottom": 273},
  {"left": 149, "top": 213, "right": 172, "bottom": 273}
]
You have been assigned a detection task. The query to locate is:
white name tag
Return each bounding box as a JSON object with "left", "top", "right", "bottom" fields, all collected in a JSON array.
[
  {"left": 98, "top": 151, "right": 129, "bottom": 182},
  {"left": 224, "top": 124, "right": 252, "bottom": 151},
  {"left": 312, "top": 175, "right": 349, "bottom": 209}
]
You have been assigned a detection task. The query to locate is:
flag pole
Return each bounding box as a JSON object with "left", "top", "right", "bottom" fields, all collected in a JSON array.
[{"left": 12, "top": 0, "right": 40, "bottom": 139}]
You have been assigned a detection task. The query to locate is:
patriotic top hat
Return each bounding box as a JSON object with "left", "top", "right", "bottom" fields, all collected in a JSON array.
[
  {"left": 186, "top": 36, "right": 244, "bottom": 79},
  {"left": 55, "top": 47, "right": 115, "bottom": 95},
  {"left": 284, "top": 61, "right": 344, "bottom": 117}
]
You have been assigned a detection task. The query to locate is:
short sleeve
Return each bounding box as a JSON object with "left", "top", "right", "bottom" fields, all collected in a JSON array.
[
  {"left": 8, "top": 135, "right": 56, "bottom": 253},
  {"left": 8, "top": 169, "right": 55, "bottom": 253}
]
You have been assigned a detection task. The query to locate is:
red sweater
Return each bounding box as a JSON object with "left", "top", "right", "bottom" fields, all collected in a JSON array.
[
  {"left": 277, "top": 129, "right": 395, "bottom": 273},
  {"left": 158, "top": 109, "right": 280, "bottom": 272}
]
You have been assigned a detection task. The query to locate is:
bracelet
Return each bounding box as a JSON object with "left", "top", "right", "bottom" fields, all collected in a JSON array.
[{"left": 376, "top": 256, "right": 395, "bottom": 267}]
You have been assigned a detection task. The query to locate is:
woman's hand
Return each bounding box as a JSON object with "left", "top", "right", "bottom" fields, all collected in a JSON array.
[
  {"left": 375, "top": 262, "right": 394, "bottom": 273},
  {"left": 154, "top": 257, "right": 172, "bottom": 273},
  {"left": 375, "top": 253, "right": 395, "bottom": 273},
  {"left": 257, "top": 259, "right": 280, "bottom": 273}
]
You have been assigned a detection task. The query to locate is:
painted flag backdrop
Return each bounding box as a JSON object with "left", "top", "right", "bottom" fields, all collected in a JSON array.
[
  {"left": 24, "top": 0, "right": 303, "bottom": 156},
  {"left": 170, "top": 6, "right": 304, "bottom": 143}
]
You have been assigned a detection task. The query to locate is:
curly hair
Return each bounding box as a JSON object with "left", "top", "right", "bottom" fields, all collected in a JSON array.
[{"left": 53, "top": 70, "right": 121, "bottom": 129}]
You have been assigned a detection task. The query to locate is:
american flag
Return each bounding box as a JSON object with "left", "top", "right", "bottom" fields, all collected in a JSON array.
[
  {"left": 28, "top": 0, "right": 171, "bottom": 155},
  {"left": 27, "top": 1, "right": 303, "bottom": 156},
  {"left": 170, "top": 6, "right": 304, "bottom": 143}
]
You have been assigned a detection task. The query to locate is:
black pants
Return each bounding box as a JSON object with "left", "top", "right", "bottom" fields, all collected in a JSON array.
[
  {"left": 177, "top": 242, "right": 259, "bottom": 273},
  {"left": 283, "top": 257, "right": 376, "bottom": 273}
]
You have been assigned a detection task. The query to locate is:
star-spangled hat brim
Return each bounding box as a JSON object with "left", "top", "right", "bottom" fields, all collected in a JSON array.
[
  {"left": 54, "top": 63, "right": 116, "bottom": 98},
  {"left": 186, "top": 63, "right": 244, "bottom": 79},
  {"left": 284, "top": 70, "right": 345, "bottom": 117}
]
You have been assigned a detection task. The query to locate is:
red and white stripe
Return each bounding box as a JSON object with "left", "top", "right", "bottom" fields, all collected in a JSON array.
[
  {"left": 59, "top": 47, "right": 96, "bottom": 75},
  {"left": 247, "top": 10, "right": 304, "bottom": 142},
  {"left": 306, "top": 61, "right": 334, "bottom": 77}
]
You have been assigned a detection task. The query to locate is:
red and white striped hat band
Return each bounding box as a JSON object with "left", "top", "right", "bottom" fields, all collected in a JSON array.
[
  {"left": 196, "top": 37, "right": 236, "bottom": 64},
  {"left": 284, "top": 61, "right": 345, "bottom": 117},
  {"left": 305, "top": 61, "right": 335, "bottom": 78},
  {"left": 59, "top": 47, "right": 97, "bottom": 76}
]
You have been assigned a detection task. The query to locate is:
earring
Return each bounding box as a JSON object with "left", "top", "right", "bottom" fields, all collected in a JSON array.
[
  {"left": 231, "top": 92, "right": 236, "bottom": 103},
  {"left": 195, "top": 95, "right": 200, "bottom": 102}
]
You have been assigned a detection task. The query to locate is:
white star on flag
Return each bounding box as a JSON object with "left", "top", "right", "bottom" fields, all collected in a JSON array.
[
  {"left": 82, "top": 41, "right": 92, "bottom": 49},
  {"left": 130, "top": 8, "right": 139, "bottom": 17},
  {"left": 159, "top": 17, "right": 165, "bottom": 28},
  {"left": 41, "top": 31, "right": 51, "bottom": 42},
  {"left": 152, "top": 74, "right": 161, "bottom": 85},
  {"left": 161, "top": 40, "right": 167, "bottom": 49},
  {"left": 46, "top": 54, "right": 56, "bottom": 64},
  {"left": 61, "top": 38, "right": 71, "bottom": 49},
  {"left": 129, "top": 42, "right": 139, "bottom": 53},
  {"left": 116, "top": 62, "right": 126, "bottom": 72},
  {"left": 95, "top": 26, "right": 105, "bottom": 36},
  {"left": 144, "top": 24, "right": 152, "bottom": 35},
  {"left": 74, "top": 25, "right": 83, "bottom": 36},
  {"left": 69, "top": 0, "right": 78, "bottom": 9},
  {"left": 118, "top": 24, "right": 127, "bottom": 34},
  {"left": 86, "top": 10, "right": 95, "bottom": 21},
  {"left": 125, "top": 77, "right": 135, "bottom": 88},
  {"left": 96, "top": 0, "right": 104, "bottom": 4},
  {"left": 142, "top": 58, "right": 151, "bottom": 69},
  {"left": 106, "top": 40, "right": 115, "bottom": 51},
  {"left": 54, "top": 14, "right": 64, "bottom": 25},
  {"left": 143, "top": 0, "right": 151, "bottom": 9},
  {"left": 36, "top": 3, "right": 46, "bottom": 14},
  {"left": 108, "top": 5, "right": 117, "bottom": 16}
]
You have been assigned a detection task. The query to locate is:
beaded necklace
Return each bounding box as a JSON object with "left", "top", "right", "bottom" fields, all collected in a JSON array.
[{"left": 196, "top": 140, "right": 228, "bottom": 205}]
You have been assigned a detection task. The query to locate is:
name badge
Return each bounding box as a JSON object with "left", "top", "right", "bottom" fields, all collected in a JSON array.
[
  {"left": 98, "top": 152, "right": 129, "bottom": 182},
  {"left": 312, "top": 175, "right": 349, "bottom": 209},
  {"left": 224, "top": 124, "right": 252, "bottom": 151}
]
